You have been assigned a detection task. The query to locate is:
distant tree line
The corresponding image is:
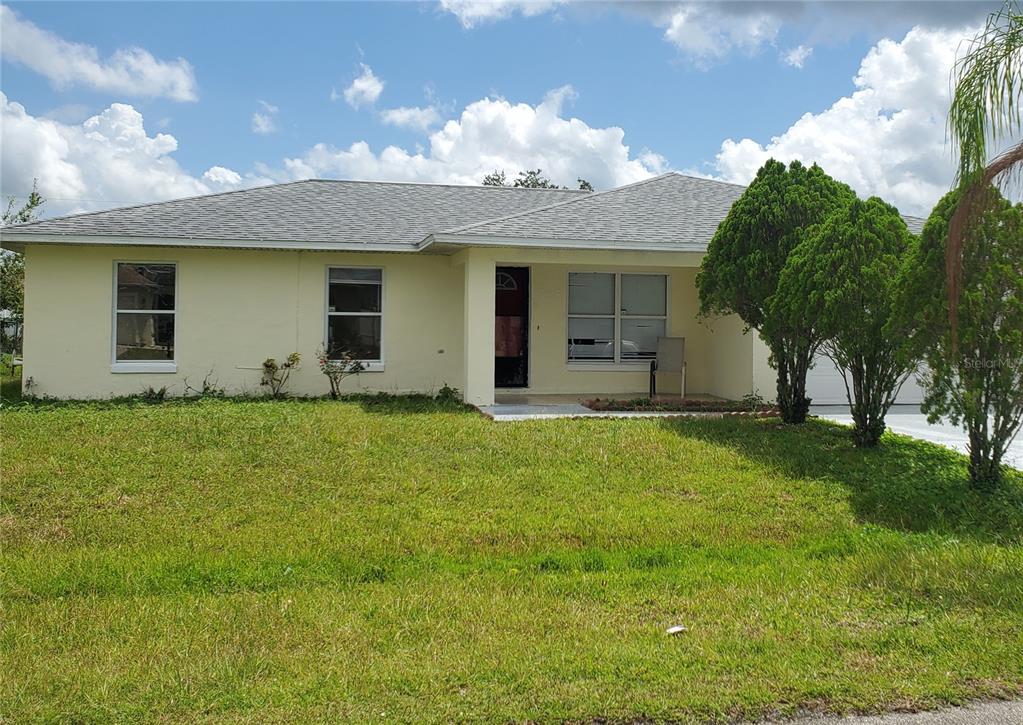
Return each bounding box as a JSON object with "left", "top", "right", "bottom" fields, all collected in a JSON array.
[{"left": 482, "top": 168, "right": 593, "bottom": 191}]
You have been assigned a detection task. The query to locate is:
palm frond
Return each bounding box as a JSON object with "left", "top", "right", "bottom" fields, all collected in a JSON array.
[{"left": 946, "top": 1, "right": 1022, "bottom": 345}]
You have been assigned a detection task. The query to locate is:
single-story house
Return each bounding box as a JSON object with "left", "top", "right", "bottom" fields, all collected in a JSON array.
[{"left": 0, "top": 172, "right": 925, "bottom": 405}]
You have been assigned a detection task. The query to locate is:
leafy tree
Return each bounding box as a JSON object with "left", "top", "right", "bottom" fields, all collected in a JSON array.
[
  {"left": 947, "top": 1, "right": 1022, "bottom": 340},
  {"left": 2, "top": 181, "right": 44, "bottom": 226},
  {"left": 1, "top": 181, "right": 44, "bottom": 354},
  {"left": 481, "top": 170, "right": 507, "bottom": 187},
  {"left": 697, "top": 159, "right": 856, "bottom": 424},
  {"left": 481, "top": 168, "right": 593, "bottom": 191},
  {"left": 513, "top": 169, "right": 562, "bottom": 188},
  {"left": 776, "top": 197, "right": 915, "bottom": 446},
  {"left": 894, "top": 187, "right": 1023, "bottom": 490}
]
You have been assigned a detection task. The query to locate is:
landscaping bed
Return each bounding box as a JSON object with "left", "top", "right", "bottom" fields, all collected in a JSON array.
[{"left": 585, "top": 395, "right": 779, "bottom": 415}]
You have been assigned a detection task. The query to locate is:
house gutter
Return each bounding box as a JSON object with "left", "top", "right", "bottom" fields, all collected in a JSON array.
[
  {"left": 0, "top": 230, "right": 709, "bottom": 255},
  {"left": 420, "top": 233, "right": 709, "bottom": 253}
]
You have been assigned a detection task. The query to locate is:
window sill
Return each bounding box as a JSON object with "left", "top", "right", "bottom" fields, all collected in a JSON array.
[
  {"left": 111, "top": 362, "right": 177, "bottom": 374},
  {"left": 567, "top": 361, "right": 651, "bottom": 372},
  {"left": 358, "top": 362, "right": 385, "bottom": 373}
]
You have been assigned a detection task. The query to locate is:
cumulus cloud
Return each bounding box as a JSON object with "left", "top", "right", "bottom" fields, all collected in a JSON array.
[
  {"left": 438, "top": 0, "right": 561, "bottom": 28},
  {"left": 2, "top": 85, "right": 662, "bottom": 216},
  {"left": 203, "top": 166, "right": 242, "bottom": 186},
  {"left": 707, "top": 26, "right": 980, "bottom": 216},
  {"left": 437, "top": 1, "right": 993, "bottom": 65},
  {"left": 0, "top": 93, "right": 266, "bottom": 216},
  {"left": 439, "top": 1, "right": 780, "bottom": 61},
  {"left": 277, "top": 85, "right": 664, "bottom": 189},
  {"left": 661, "top": 4, "right": 781, "bottom": 62},
  {"left": 251, "top": 100, "right": 279, "bottom": 135},
  {"left": 782, "top": 44, "right": 813, "bottom": 68},
  {"left": 379, "top": 106, "right": 443, "bottom": 132},
  {"left": 341, "top": 64, "right": 384, "bottom": 109},
  {"left": 0, "top": 5, "right": 198, "bottom": 102}
]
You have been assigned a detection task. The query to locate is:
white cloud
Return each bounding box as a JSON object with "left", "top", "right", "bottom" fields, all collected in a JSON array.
[
  {"left": 661, "top": 4, "right": 781, "bottom": 63},
  {"left": 782, "top": 44, "right": 813, "bottom": 69},
  {"left": 437, "top": 1, "right": 993, "bottom": 66},
  {"left": 251, "top": 100, "right": 279, "bottom": 135},
  {"left": 0, "top": 5, "right": 198, "bottom": 102},
  {"left": 707, "top": 26, "right": 980, "bottom": 216},
  {"left": 438, "top": 0, "right": 562, "bottom": 28},
  {"left": 203, "top": 166, "right": 242, "bottom": 186},
  {"left": 277, "top": 85, "right": 664, "bottom": 189},
  {"left": 251, "top": 113, "right": 275, "bottom": 135},
  {"left": 342, "top": 64, "right": 384, "bottom": 109},
  {"left": 379, "top": 106, "right": 443, "bottom": 132},
  {"left": 439, "top": 1, "right": 780, "bottom": 61},
  {"left": 0, "top": 93, "right": 266, "bottom": 216}
]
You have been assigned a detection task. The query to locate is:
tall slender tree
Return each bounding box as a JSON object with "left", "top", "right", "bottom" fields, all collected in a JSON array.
[
  {"left": 697, "top": 159, "right": 856, "bottom": 423},
  {"left": 947, "top": 1, "right": 1022, "bottom": 340}
]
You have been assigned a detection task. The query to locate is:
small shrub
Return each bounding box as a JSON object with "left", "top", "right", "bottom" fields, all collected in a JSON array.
[
  {"left": 183, "top": 369, "right": 225, "bottom": 398},
  {"left": 140, "top": 385, "right": 168, "bottom": 402},
  {"left": 436, "top": 383, "right": 460, "bottom": 403},
  {"left": 316, "top": 347, "right": 364, "bottom": 399},
  {"left": 261, "top": 352, "right": 301, "bottom": 399},
  {"left": 740, "top": 389, "right": 766, "bottom": 413}
]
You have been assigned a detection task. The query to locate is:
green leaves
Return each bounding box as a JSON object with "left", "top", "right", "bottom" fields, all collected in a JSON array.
[
  {"left": 899, "top": 186, "right": 1023, "bottom": 487},
  {"left": 697, "top": 159, "right": 856, "bottom": 422}
]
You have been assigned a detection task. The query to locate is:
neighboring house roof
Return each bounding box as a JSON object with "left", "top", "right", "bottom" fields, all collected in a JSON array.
[
  {"left": 902, "top": 215, "right": 925, "bottom": 235},
  {"left": 0, "top": 172, "right": 929, "bottom": 252}
]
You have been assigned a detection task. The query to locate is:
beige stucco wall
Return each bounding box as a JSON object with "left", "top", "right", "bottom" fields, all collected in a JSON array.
[
  {"left": 22, "top": 244, "right": 465, "bottom": 398},
  {"left": 21, "top": 243, "right": 769, "bottom": 401}
]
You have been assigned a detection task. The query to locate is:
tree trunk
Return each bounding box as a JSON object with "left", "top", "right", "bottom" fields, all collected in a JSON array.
[
  {"left": 774, "top": 340, "right": 812, "bottom": 424},
  {"left": 848, "top": 360, "right": 887, "bottom": 447},
  {"left": 967, "top": 422, "right": 1002, "bottom": 491}
]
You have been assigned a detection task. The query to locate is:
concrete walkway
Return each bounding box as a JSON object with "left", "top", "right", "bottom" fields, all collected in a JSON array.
[
  {"left": 812, "top": 405, "right": 1023, "bottom": 470},
  {"left": 776, "top": 699, "right": 1023, "bottom": 724}
]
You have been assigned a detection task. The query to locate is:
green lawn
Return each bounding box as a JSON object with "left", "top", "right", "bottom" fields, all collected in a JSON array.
[{"left": 2, "top": 394, "right": 1022, "bottom": 723}]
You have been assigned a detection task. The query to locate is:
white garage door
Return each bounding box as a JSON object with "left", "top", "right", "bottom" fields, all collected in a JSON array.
[{"left": 805, "top": 355, "right": 925, "bottom": 406}]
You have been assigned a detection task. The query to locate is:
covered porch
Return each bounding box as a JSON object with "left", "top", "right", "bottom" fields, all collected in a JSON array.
[{"left": 452, "top": 246, "right": 772, "bottom": 408}]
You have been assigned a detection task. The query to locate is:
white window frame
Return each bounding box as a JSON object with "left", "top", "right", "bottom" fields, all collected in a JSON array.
[
  {"left": 324, "top": 265, "right": 385, "bottom": 372},
  {"left": 566, "top": 271, "right": 669, "bottom": 368},
  {"left": 110, "top": 260, "right": 178, "bottom": 374}
]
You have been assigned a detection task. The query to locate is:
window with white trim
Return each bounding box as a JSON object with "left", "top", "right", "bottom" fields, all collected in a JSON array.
[
  {"left": 114, "top": 263, "right": 176, "bottom": 362},
  {"left": 567, "top": 272, "right": 667, "bottom": 362},
  {"left": 327, "top": 267, "right": 382, "bottom": 361}
]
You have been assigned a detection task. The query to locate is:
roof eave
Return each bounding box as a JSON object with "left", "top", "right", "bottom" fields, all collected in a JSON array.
[
  {"left": 427, "top": 232, "right": 709, "bottom": 253},
  {"left": 0, "top": 231, "right": 421, "bottom": 253}
]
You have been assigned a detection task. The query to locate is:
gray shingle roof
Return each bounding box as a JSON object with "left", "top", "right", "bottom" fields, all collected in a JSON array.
[
  {"left": 436, "top": 173, "right": 745, "bottom": 248},
  {"left": 1, "top": 179, "right": 584, "bottom": 248},
  {"left": 1, "top": 173, "right": 929, "bottom": 252}
]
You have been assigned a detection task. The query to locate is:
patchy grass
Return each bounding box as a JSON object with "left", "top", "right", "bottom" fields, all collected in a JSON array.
[
  {"left": 2, "top": 397, "right": 1022, "bottom": 722},
  {"left": 0, "top": 353, "right": 20, "bottom": 404}
]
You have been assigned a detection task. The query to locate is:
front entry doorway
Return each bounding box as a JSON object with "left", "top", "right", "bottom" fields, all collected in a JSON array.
[{"left": 495, "top": 267, "right": 529, "bottom": 388}]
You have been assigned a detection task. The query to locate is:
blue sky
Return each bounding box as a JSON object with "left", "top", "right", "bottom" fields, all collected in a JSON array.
[{"left": 0, "top": 1, "right": 998, "bottom": 216}]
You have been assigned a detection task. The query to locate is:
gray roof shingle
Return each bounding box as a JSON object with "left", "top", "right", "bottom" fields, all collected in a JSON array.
[
  {"left": 2, "top": 179, "right": 584, "bottom": 248},
  {"left": 1, "top": 173, "right": 929, "bottom": 251},
  {"left": 437, "top": 173, "right": 745, "bottom": 248}
]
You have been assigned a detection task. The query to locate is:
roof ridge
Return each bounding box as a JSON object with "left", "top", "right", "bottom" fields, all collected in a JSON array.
[
  {"left": 303, "top": 178, "right": 586, "bottom": 192},
  {"left": 437, "top": 172, "right": 679, "bottom": 236}
]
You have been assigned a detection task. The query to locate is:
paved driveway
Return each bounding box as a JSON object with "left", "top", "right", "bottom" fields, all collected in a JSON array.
[
  {"left": 811, "top": 405, "right": 1023, "bottom": 471},
  {"left": 770, "top": 699, "right": 1023, "bottom": 724}
]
